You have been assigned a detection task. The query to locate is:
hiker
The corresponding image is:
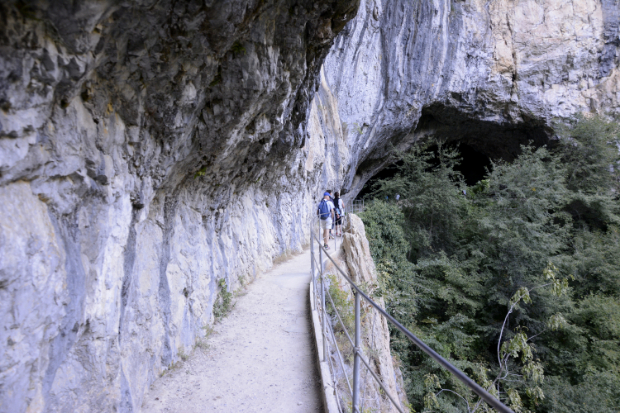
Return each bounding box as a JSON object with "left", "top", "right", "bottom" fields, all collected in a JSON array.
[
  {"left": 317, "top": 192, "right": 335, "bottom": 249},
  {"left": 333, "top": 192, "right": 345, "bottom": 237},
  {"left": 327, "top": 190, "right": 335, "bottom": 240}
]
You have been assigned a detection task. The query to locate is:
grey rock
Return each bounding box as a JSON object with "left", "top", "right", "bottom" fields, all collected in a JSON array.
[
  {"left": 0, "top": 0, "right": 618, "bottom": 412},
  {"left": 314, "top": 0, "right": 620, "bottom": 197},
  {"left": 0, "top": 1, "right": 358, "bottom": 412}
]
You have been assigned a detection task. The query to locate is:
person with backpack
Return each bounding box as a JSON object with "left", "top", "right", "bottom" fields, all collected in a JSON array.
[
  {"left": 317, "top": 192, "right": 335, "bottom": 249},
  {"left": 327, "top": 190, "right": 335, "bottom": 239},
  {"left": 333, "top": 192, "right": 345, "bottom": 237}
]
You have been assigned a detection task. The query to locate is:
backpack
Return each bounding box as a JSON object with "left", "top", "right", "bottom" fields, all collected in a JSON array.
[
  {"left": 333, "top": 198, "right": 341, "bottom": 216},
  {"left": 318, "top": 199, "right": 331, "bottom": 220}
]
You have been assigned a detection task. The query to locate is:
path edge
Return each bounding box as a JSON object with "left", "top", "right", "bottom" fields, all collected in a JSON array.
[{"left": 309, "top": 279, "right": 340, "bottom": 413}]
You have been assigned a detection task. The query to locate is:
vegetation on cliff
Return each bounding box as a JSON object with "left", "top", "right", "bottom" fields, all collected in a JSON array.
[{"left": 359, "top": 116, "right": 620, "bottom": 413}]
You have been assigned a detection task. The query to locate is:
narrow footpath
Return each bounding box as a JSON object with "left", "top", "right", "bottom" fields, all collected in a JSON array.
[{"left": 142, "top": 236, "right": 337, "bottom": 413}]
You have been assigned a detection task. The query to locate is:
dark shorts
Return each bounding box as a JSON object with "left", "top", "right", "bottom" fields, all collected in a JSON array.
[{"left": 335, "top": 216, "right": 342, "bottom": 225}]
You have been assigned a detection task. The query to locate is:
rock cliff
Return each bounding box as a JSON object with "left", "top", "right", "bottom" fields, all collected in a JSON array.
[
  {"left": 0, "top": 1, "right": 357, "bottom": 411},
  {"left": 314, "top": 0, "right": 620, "bottom": 196},
  {"left": 0, "top": 0, "right": 619, "bottom": 412},
  {"left": 320, "top": 214, "right": 408, "bottom": 413}
]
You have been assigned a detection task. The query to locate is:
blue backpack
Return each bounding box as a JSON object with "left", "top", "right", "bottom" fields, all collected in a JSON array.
[{"left": 318, "top": 199, "right": 331, "bottom": 220}]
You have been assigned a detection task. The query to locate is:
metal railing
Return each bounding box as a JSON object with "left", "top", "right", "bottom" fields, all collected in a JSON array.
[
  {"left": 348, "top": 199, "right": 365, "bottom": 214},
  {"left": 310, "top": 217, "right": 515, "bottom": 413}
]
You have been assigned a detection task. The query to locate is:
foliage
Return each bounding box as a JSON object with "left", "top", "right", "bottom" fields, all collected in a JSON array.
[
  {"left": 230, "top": 41, "right": 246, "bottom": 56},
  {"left": 367, "top": 145, "right": 468, "bottom": 259},
  {"left": 325, "top": 273, "right": 356, "bottom": 361},
  {"left": 359, "top": 117, "right": 620, "bottom": 412},
  {"left": 357, "top": 200, "right": 414, "bottom": 302},
  {"left": 326, "top": 273, "right": 355, "bottom": 335},
  {"left": 541, "top": 372, "right": 620, "bottom": 413},
  {"left": 554, "top": 115, "right": 620, "bottom": 230},
  {"left": 555, "top": 115, "right": 620, "bottom": 194},
  {"left": 194, "top": 165, "right": 207, "bottom": 179},
  {"left": 213, "top": 278, "right": 232, "bottom": 319}
]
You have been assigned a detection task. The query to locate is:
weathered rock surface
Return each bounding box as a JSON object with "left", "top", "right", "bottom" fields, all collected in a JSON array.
[
  {"left": 314, "top": 0, "right": 620, "bottom": 196},
  {"left": 0, "top": 0, "right": 619, "bottom": 411},
  {"left": 0, "top": 1, "right": 357, "bottom": 412},
  {"left": 323, "top": 214, "right": 409, "bottom": 412}
]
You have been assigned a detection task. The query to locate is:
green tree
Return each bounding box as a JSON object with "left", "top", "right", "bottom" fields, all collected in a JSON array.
[{"left": 359, "top": 116, "right": 620, "bottom": 412}]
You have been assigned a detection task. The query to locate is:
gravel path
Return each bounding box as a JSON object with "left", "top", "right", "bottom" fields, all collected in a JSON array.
[{"left": 142, "top": 248, "right": 324, "bottom": 413}]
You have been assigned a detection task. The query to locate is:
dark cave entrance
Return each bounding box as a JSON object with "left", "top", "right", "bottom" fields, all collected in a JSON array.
[
  {"left": 455, "top": 143, "right": 492, "bottom": 186},
  {"left": 357, "top": 160, "right": 403, "bottom": 199},
  {"left": 356, "top": 104, "right": 551, "bottom": 199},
  {"left": 357, "top": 143, "right": 492, "bottom": 199}
]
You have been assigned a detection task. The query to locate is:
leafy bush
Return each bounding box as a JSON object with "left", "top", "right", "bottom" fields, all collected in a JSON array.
[
  {"left": 213, "top": 278, "right": 232, "bottom": 319},
  {"left": 325, "top": 273, "right": 356, "bottom": 361},
  {"left": 541, "top": 372, "right": 620, "bottom": 413},
  {"left": 326, "top": 273, "right": 355, "bottom": 335}
]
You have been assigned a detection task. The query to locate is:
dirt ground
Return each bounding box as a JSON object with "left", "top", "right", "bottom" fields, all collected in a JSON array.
[{"left": 142, "top": 248, "right": 324, "bottom": 413}]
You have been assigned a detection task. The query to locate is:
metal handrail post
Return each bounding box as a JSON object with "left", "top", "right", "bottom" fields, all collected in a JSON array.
[
  {"left": 321, "top": 275, "right": 327, "bottom": 363},
  {"left": 319, "top": 227, "right": 323, "bottom": 275},
  {"left": 357, "top": 352, "right": 404, "bottom": 413},
  {"left": 352, "top": 291, "right": 361, "bottom": 412},
  {"left": 311, "top": 227, "right": 315, "bottom": 276}
]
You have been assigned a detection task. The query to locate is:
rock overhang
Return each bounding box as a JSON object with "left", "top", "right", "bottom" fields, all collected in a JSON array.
[
  {"left": 313, "top": 0, "right": 620, "bottom": 201},
  {"left": 0, "top": 0, "right": 619, "bottom": 412}
]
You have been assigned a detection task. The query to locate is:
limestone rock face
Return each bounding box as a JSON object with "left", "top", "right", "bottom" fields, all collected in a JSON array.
[
  {"left": 0, "top": 1, "right": 358, "bottom": 412},
  {"left": 1, "top": 0, "right": 619, "bottom": 412},
  {"left": 315, "top": 0, "right": 620, "bottom": 196},
  {"left": 342, "top": 214, "right": 377, "bottom": 286},
  {"left": 331, "top": 214, "right": 409, "bottom": 412}
]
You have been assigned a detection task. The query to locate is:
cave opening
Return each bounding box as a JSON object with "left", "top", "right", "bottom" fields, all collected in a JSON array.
[
  {"left": 455, "top": 143, "right": 493, "bottom": 186},
  {"left": 357, "top": 143, "right": 492, "bottom": 199},
  {"left": 355, "top": 104, "right": 551, "bottom": 200}
]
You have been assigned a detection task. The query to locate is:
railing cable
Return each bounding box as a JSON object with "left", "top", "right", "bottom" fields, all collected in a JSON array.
[
  {"left": 325, "top": 317, "right": 354, "bottom": 395},
  {"left": 310, "top": 217, "right": 515, "bottom": 413},
  {"left": 325, "top": 288, "right": 355, "bottom": 348}
]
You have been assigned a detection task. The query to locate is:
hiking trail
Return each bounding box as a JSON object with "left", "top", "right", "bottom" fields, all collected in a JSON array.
[{"left": 141, "top": 238, "right": 338, "bottom": 412}]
